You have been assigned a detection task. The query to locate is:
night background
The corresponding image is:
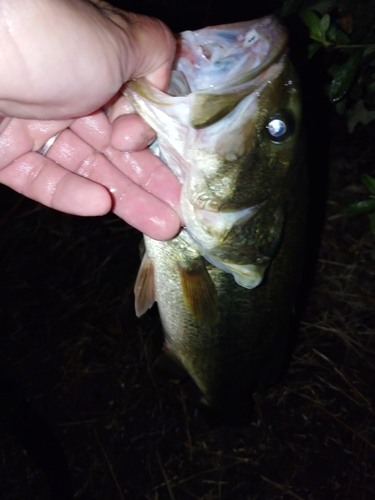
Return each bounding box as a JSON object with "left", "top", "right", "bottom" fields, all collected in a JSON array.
[{"left": 1, "top": 1, "right": 375, "bottom": 499}]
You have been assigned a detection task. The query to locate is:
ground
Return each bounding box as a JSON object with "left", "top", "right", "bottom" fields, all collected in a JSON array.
[{"left": 1, "top": 4, "right": 375, "bottom": 500}]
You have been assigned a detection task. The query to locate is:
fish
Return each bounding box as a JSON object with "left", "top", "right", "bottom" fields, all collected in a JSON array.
[{"left": 126, "top": 16, "right": 306, "bottom": 424}]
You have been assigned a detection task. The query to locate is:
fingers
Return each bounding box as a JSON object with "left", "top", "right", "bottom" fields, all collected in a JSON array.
[
  {"left": 101, "top": 10, "right": 176, "bottom": 91},
  {"left": 0, "top": 118, "right": 72, "bottom": 168},
  {"left": 69, "top": 113, "right": 181, "bottom": 212},
  {"left": 0, "top": 3, "right": 175, "bottom": 119},
  {"left": 110, "top": 113, "right": 156, "bottom": 152},
  {"left": 106, "top": 93, "right": 157, "bottom": 152},
  {"left": 0, "top": 113, "right": 181, "bottom": 239},
  {"left": 0, "top": 2, "right": 180, "bottom": 239},
  {"left": 105, "top": 93, "right": 136, "bottom": 123},
  {"left": 0, "top": 150, "right": 112, "bottom": 215},
  {"left": 133, "top": 18, "right": 176, "bottom": 91},
  {"left": 45, "top": 124, "right": 181, "bottom": 239}
]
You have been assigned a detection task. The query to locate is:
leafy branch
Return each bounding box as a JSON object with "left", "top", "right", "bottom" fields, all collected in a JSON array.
[
  {"left": 282, "top": 0, "right": 375, "bottom": 131},
  {"left": 345, "top": 174, "right": 375, "bottom": 234}
]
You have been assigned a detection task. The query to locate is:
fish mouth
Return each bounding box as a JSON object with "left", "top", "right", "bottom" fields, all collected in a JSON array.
[
  {"left": 175, "top": 15, "right": 288, "bottom": 93},
  {"left": 125, "top": 17, "right": 287, "bottom": 131}
]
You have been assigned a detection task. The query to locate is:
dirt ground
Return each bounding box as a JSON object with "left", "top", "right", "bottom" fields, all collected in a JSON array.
[{"left": 1, "top": 3, "right": 375, "bottom": 500}]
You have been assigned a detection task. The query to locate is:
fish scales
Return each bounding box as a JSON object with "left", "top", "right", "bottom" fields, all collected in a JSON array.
[{"left": 127, "top": 16, "right": 306, "bottom": 424}]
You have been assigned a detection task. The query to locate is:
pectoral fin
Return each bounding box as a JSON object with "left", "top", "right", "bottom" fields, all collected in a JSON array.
[
  {"left": 134, "top": 252, "right": 155, "bottom": 317},
  {"left": 177, "top": 260, "right": 219, "bottom": 326}
]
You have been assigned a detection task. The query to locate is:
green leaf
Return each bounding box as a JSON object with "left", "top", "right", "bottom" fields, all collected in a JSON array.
[
  {"left": 326, "top": 23, "right": 351, "bottom": 45},
  {"left": 320, "top": 13, "right": 331, "bottom": 37},
  {"left": 370, "top": 211, "right": 375, "bottom": 234},
  {"left": 361, "top": 174, "right": 375, "bottom": 194},
  {"left": 329, "top": 51, "right": 363, "bottom": 102},
  {"left": 345, "top": 199, "right": 375, "bottom": 216},
  {"left": 300, "top": 10, "right": 326, "bottom": 42},
  {"left": 308, "top": 42, "right": 323, "bottom": 58}
]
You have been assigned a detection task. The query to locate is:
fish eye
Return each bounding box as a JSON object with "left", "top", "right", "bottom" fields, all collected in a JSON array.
[{"left": 265, "top": 112, "right": 294, "bottom": 144}]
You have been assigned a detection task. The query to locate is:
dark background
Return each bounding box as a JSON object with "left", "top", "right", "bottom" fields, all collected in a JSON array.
[{"left": 1, "top": 1, "right": 375, "bottom": 499}]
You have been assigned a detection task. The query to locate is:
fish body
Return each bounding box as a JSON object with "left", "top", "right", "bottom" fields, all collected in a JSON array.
[{"left": 127, "top": 16, "right": 306, "bottom": 423}]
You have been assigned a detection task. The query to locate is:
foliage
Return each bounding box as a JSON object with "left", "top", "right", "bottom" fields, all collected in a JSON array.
[
  {"left": 345, "top": 174, "right": 375, "bottom": 234},
  {"left": 281, "top": 0, "right": 375, "bottom": 131}
]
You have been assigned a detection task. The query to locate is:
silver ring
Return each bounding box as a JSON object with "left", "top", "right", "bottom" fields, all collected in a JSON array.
[{"left": 38, "top": 133, "right": 60, "bottom": 156}]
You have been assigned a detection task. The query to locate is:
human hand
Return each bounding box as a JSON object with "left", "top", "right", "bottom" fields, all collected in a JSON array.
[{"left": 0, "top": 0, "right": 181, "bottom": 239}]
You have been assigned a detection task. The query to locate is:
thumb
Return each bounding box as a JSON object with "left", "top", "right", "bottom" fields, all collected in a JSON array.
[{"left": 100, "top": 6, "right": 176, "bottom": 91}]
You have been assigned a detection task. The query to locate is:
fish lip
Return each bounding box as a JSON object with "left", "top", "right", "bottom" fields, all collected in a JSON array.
[
  {"left": 127, "top": 16, "right": 287, "bottom": 103},
  {"left": 125, "top": 16, "right": 288, "bottom": 134}
]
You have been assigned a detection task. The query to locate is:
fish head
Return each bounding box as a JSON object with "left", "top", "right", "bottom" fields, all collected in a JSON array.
[
  {"left": 125, "top": 16, "right": 302, "bottom": 288},
  {"left": 181, "top": 57, "right": 301, "bottom": 240}
]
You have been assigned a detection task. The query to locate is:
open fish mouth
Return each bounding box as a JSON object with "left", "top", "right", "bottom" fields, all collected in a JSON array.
[
  {"left": 126, "top": 15, "right": 288, "bottom": 129},
  {"left": 175, "top": 15, "right": 288, "bottom": 93}
]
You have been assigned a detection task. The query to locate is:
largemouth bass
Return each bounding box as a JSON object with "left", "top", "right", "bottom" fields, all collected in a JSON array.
[{"left": 127, "top": 16, "right": 306, "bottom": 424}]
